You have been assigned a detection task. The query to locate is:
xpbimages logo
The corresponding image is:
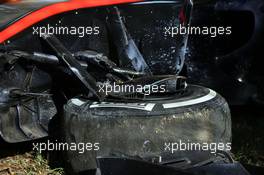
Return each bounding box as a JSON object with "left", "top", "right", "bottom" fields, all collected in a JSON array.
[
  {"left": 98, "top": 82, "right": 166, "bottom": 96},
  {"left": 32, "top": 24, "right": 100, "bottom": 37},
  {"left": 164, "top": 140, "right": 232, "bottom": 154},
  {"left": 32, "top": 140, "right": 100, "bottom": 154},
  {"left": 164, "top": 24, "right": 232, "bottom": 38}
]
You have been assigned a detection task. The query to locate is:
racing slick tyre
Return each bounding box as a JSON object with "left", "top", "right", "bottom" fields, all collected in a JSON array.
[{"left": 61, "top": 85, "right": 231, "bottom": 174}]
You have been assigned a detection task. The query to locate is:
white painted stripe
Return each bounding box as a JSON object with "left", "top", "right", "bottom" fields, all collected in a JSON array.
[
  {"left": 71, "top": 98, "right": 85, "bottom": 106},
  {"left": 163, "top": 89, "right": 217, "bottom": 109},
  {"left": 144, "top": 103, "right": 156, "bottom": 111},
  {"left": 90, "top": 103, "right": 155, "bottom": 111}
]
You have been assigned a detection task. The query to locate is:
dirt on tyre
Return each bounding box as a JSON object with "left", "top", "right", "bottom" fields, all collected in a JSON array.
[{"left": 61, "top": 85, "right": 231, "bottom": 173}]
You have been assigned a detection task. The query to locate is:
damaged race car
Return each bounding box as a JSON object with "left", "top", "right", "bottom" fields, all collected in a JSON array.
[{"left": 0, "top": 0, "right": 252, "bottom": 174}]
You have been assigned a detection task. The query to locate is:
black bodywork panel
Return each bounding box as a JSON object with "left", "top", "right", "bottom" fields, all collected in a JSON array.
[{"left": 95, "top": 157, "right": 250, "bottom": 175}]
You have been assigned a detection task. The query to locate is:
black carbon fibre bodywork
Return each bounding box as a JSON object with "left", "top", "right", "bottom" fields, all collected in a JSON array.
[{"left": 95, "top": 156, "right": 250, "bottom": 175}]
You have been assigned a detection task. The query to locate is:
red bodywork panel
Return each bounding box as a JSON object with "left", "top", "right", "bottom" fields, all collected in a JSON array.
[{"left": 0, "top": 0, "right": 141, "bottom": 44}]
